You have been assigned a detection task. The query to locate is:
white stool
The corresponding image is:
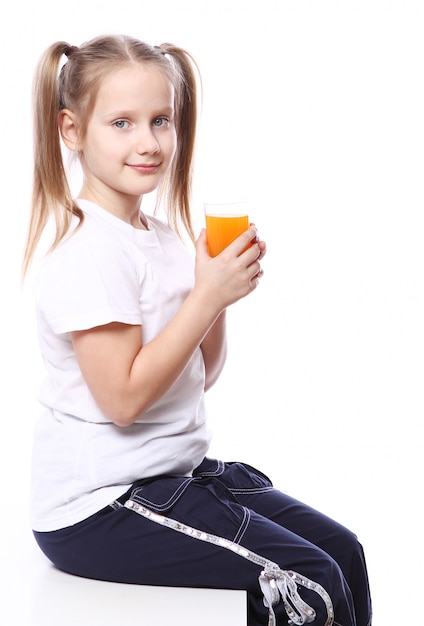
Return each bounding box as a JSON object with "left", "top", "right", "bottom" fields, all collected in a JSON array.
[{"left": 2, "top": 528, "right": 247, "bottom": 626}]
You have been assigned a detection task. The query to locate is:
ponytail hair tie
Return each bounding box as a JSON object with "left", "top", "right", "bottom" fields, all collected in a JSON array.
[{"left": 64, "top": 45, "right": 78, "bottom": 58}]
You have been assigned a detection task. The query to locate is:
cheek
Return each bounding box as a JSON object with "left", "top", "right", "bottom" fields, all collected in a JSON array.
[{"left": 84, "top": 135, "right": 120, "bottom": 167}]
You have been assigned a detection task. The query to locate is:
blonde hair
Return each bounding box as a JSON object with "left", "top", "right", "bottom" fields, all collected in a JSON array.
[{"left": 23, "top": 34, "right": 200, "bottom": 277}]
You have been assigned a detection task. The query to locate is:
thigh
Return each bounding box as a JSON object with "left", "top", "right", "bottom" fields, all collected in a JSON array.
[
  {"left": 220, "top": 461, "right": 372, "bottom": 626},
  {"left": 34, "top": 475, "right": 351, "bottom": 626}
]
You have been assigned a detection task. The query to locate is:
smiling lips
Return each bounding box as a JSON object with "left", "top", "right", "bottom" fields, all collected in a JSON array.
[{"left": 127, "top": 162, "right": 161, "bottom": 174}]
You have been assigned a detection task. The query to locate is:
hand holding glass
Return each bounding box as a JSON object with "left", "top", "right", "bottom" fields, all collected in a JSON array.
[{"left": 204, "top": 200, "right": 249, "bottom": 257}]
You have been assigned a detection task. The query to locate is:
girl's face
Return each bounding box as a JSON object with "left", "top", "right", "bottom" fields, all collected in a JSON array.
[{"left": 78, "top": 63, "right": 177, "bottom": 214}]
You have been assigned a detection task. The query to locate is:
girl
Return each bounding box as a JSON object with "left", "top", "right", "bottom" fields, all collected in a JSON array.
[{"left": 23, "top": 35, "right": 371, "bottom": 626}]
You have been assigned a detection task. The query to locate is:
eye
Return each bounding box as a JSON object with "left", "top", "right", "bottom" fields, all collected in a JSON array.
[
  {"left": 113, "top": 119, "right": 130, "bottom": 129},
  {"left": 152, "top": 117, "right": 170, "bottom": 128}
]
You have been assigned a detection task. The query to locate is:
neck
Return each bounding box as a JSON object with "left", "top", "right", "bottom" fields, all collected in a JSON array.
[{"left": 78, "top": 186, "right": 146, "bottom": 229}]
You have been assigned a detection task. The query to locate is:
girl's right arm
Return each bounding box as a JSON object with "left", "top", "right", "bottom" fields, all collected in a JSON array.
[{"left": 72, "top": 226, "right": 264, "bottom": 426}]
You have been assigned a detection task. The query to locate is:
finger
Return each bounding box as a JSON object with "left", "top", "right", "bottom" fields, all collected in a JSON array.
[
  {"left": 257, "top": 240, "right": 266, "bottom": 260},
  {"left": 247, "top": 256, "right": 263, "bottom": 280},
  {"left": 223, "top": 225, "right": 258, "bottom": 257},
  {"left": 249, "top": 270, "right": 263, "bottom": 289},
  {"left": 195, "top": 229, "right": 210, "bottom": 257}
]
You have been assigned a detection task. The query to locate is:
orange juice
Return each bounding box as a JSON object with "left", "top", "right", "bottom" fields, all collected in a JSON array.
[{"left": 205, "top": 214, "right": 249, "bottom": 257}]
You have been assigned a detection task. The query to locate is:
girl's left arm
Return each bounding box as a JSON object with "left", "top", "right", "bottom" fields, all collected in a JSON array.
[{"left": 200, "top": 309, "right": 227, "bottom": 391}]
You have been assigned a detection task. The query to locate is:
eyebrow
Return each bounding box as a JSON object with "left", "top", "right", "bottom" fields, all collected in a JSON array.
[{"left": 104, "top": 106, "right": 175, "bottom": 118}]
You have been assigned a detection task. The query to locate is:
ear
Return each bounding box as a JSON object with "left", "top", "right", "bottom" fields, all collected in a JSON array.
[{"left": 58, "top": 109, "right": 80, "bottom": 151}]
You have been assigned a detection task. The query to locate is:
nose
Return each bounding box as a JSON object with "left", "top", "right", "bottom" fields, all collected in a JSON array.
[{"left": 136, "top": 124, "right": 160, "bottom": 155}]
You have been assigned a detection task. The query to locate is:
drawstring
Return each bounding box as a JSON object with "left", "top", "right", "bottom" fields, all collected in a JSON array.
[
  {"left": 259, "top": 565, "right": 332, "bottom": 625},
  {"left": 124, "top": 499, "right": 334, "bottom": 625}
]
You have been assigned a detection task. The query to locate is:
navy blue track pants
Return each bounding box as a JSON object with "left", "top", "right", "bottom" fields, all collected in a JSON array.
[{"left": 34, "top": 458, "right": 372, "bottom": 626}]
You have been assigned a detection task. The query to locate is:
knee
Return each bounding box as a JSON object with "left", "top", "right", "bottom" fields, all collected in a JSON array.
[{"left": 314, "top": 555, "right": 356, "bottom": 626}]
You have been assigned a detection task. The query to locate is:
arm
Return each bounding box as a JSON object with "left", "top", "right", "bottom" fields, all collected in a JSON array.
[
  {"left": 200, "top": 230, "right": 266, "bottom": 391},
  {"left": 200, "top": 310, "right": 227, "bottom": 391},
  {"left": 72, "top": 227, "right": 264, "bottom": 427}
]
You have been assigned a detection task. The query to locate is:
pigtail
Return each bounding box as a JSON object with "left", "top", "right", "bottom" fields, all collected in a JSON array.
[
  {"left": 157, "top": 44, "right": 201, "bottom": 243},
  {"left": 22, "top": 42, "right": 83, "bottom": 279}
]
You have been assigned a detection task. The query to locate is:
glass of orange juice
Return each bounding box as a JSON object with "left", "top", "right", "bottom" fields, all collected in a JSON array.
[{"left": 204, "top": 199, "right": 249, "bottom": 257}]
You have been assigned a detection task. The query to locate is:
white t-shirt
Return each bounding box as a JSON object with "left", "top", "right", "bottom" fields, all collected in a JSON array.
[{"left": 31, "top": 199, "right": 211, "bottom": 531}]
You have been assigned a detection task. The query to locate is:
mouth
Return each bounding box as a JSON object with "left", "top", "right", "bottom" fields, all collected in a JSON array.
[{"left": 127, "top": 163, "right": 161, "bottom": 174}]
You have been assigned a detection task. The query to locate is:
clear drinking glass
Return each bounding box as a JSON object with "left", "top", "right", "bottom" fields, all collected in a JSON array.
[{"left": 204, "top": 199, "right": 249, "bottom": 257}]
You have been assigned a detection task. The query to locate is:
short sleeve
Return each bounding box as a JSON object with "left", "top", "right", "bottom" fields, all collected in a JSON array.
[{"left": 35, "top": 225, "right": 143, "bottom": 334}]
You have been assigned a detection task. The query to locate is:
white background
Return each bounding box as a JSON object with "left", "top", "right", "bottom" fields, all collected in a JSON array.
[{"left": 1, "top": 1, "right": 423, "bottom": 624}]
